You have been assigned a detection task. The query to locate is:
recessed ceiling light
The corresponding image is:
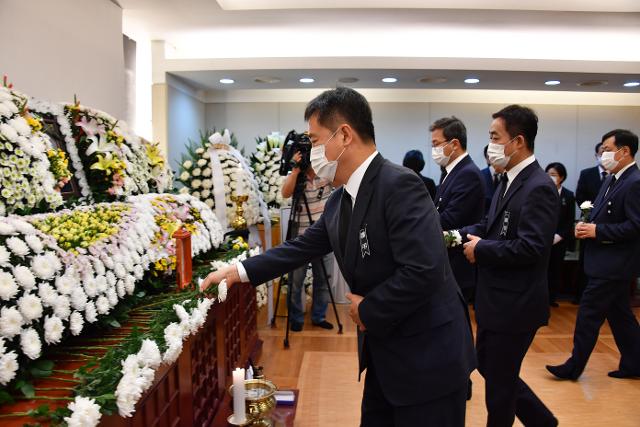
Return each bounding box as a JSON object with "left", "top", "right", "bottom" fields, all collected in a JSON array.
[
  {"left": 577, "top": 80, "right": 608, "bottom": 87},
  {"left": 418, "top": 76, "right": 447, "bottom": 84},
  {"left": 338, "top": 77, "right": 359, "bottom": 83},
  {"left": 219, "top": 78, "right": 235, "bottom": 84},
  {"left": 464, "top": 78, "right": 480, "bottom": 84},
  {"left": 545, "top": 80, "right": 561, "bottom": 86},
  {"left": 299, "top": 77, "right": 315, "bottom": 84},
  {"left": 382, "top": 77, "right": 398, "bottom": 83},
  {"left": 254, "top": 76, "right": 281, "bottom": 84},
  {"left": 623, "top": 81, "right": 640, "bottom": 87}
]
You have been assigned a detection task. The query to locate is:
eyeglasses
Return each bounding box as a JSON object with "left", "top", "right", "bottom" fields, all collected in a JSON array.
[{"left": 431, "top": 139, "right": 452, "bottom": 148}]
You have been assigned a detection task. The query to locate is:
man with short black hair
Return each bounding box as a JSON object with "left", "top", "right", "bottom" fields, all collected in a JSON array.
[
  {"left": 461, "top": 104, "right": 559, "bottom": 427},
  {"left": 547, "top": 129, "right": 640, "bottom": 381},
  {"left": 430, "top": 116, "right": 485, "bottom": 301},
  {"left": 202, "top": 87, "right": 476, "bottom": 427}
]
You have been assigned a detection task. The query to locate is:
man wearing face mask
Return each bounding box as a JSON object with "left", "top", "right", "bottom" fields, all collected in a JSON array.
[
  {"left": 431, "top": 116, "right": 486, "bottom": 302},
  {"left": 201, "top": 87, "right": 476, "bottom": 427},
  {"left": 547, "top": 129, "right": 640, "bottom": 381},
  {"left": 459, "top": 105, "right": 559, "bottom": 427}
]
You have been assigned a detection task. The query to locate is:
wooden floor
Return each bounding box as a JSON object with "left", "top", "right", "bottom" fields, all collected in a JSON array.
[{"left": 256, "top": 302, "right": 640, "bottom": 427}]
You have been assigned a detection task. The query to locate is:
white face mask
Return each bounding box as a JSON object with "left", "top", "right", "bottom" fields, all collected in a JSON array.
[
  {"left": 310, "top": 128, "right": 345, "bottom": 181},
  {"left": 600, "top": 149, "right": 621, "bottom": 171},
  {"left": 431, "top": 141, "right": 452, "bottom": 167},
  {"left": 487, "top": 137, "right": 517, "bottom": 169}
]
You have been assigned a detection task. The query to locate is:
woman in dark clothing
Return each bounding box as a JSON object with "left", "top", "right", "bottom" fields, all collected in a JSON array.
[
  {"left": 546, "top": 162, "right": 576, "bottom": 307},
  {"left": 403, "top": 150, "right": 436, "bottom": 200}
]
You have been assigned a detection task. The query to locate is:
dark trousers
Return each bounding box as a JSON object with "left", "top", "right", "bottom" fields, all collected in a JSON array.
[
  {"left": 360, "top": 361, "right": 466, "bottom": 427},
  {"left": 547, "top": 242, "right": 567, "bottom": 304},
  {"left": 567, "top": 277, "right": 640, "bottom": 376},
  {"left": 575, "top": 243, "right": 587, "bottom": 302},
  {"left": 476, "top": 328, "right": 556, "bottom": 427}
]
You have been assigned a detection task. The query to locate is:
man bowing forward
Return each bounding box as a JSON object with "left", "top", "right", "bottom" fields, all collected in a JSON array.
[{"left": 202, "top": 87, "right": 475, "bottom": 427}]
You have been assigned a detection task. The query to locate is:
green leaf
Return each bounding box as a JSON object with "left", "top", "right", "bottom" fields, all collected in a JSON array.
[
  {"left": 109, "top": 319, "right": 121, "bottom": 328},
  {"left": 19, "top": 382, "right": 35, "bottom": 398},
  {"left": 0, "top": 389, "right": 14, "bottom": 405}
]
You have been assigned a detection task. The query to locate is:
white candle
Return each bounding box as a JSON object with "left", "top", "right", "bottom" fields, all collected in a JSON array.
[{"left": 232, "top": 368, "right": 246, "bottom": 424}]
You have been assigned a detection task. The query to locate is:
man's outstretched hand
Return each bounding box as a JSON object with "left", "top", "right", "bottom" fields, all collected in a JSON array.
[{"left": 200, "top": 265, "right": 244, "bottom": 292}]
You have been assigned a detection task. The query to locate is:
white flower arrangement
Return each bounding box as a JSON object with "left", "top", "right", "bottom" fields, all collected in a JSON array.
[
  {"left": 251, "top": 133, "right": 289, "bottom": 215},
  {"left": 0, "top": 86, "right": 64, "bottom": 214},
  {"left": 580, "top": 200, "right": 594, "bottom": 222},
  {"left": 176, "top": 129, "right": 265, "bottom": 228},
  {"left": 208, "top": 244, "right": 266, "bottom": 307},
  {"left": 64, "top": 396, "right": 103, "bottom": 427},
  {"left": 0, "top": 194, "right": 224, "bottom": 386},
  {"left": 443, "top": 230, "right": 463, "bottom": 248}
]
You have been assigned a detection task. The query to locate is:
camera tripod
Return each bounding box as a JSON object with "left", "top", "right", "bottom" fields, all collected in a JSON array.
[{"left": 270, "top": 173, "right": 343, "bottom": 348}]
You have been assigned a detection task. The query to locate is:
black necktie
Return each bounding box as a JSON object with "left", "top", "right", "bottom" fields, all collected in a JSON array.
[
  {"left": 605, "top": 175, "right": 617, "bottom": 196},
  {"left": 339, "top": 190, "right": 352, "bottom": 254},
  {"left": 601, "top": 171, "right": 607, "bottom": 182},
  {"left": 439, "top": 169, "right": 448, "bottom": 185},
  {"left": 492, "top": 173, "right": 500, "bottom": 190},
  {"left": 497, "top": 174, "right": 509, "bottom": 205}
]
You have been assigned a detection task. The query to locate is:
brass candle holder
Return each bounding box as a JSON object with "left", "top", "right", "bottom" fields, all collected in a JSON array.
[
  {"left": 228, "top": 379, "right": 277, "bottom": 426},
  {"left": 230, "top": 194, "right": 249, "bottom": 230}
]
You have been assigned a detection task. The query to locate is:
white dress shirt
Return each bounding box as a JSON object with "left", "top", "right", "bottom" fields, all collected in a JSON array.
[
  {"left": 237, "top": 150, "right": 379, "bottom": 282},
  {"left": 613, "top": 161, "right": 637, "bottom": 180},
  {"left": 504, "top": 155, "right": 536, "bottom": 193},
  {"left": 442, "top": 153, "right": 468, "bottom": 184}
]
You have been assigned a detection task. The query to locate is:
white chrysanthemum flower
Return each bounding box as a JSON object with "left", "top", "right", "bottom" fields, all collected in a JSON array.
[
  {"left": 85, "top": 301, "right": 98, "bottom": 323},
  {"left": 106, "top": 288, "right": 118, "bottom": 307},
  {"left": 11, "top": 221, "right": 36, "bottom": 235},
  {"left": 133, "top": 265, "right": 144, "bottom": 280},
  {"left": 0, "top": 271, "right": 19, "bottom": 301},
  {"left": 138, "top": 339, "right": 162, "bottom": 369},
  {"left": 44, "top": 251, "right": 62, "bottom": 273},
  {"left": 30, "top": 254, "right": 57, "bottom": 280},
  {"left": 0, "top": 223, "right": 15, "bottom": 235},
  {"left": 70, "top": 311, "right": 84, "bottom": 336},
  {"left": 18, "top": 293, "right": 43, "bottom": 322},
  {"left": 580, "top": 201, "right": 594, "bottom": 210},
  {"left": 182, "top": 160, "right": 193, "bottom": 169},
  {"left": 55, "top": 273, "right": 75, "bottom": 295},
  {"left": 192, "top": 168, "right": 201, "bottom": 177},
  {"left": 0, "top": 350, "right": 19, "bottom": 385},
  {"left": 124, "top": 275, "right": 136, "bottom": 295},
  {"left": 53, "top": 295, "right": 71, "bottom": 319},
  {"left": 114, "top": 263, "right": 126, "bottom": 279},
  {"left": 197, "top": 158, "right": 207, "bottom": 167},
  {"left": 116, "top": 280, "right": 125, "bottom": 298},
  {"left": 64, "top": 396, "right": 102, "bottom": 427},
  {"left": 202, "top": 167, "right": 212, "bottom": 177},
  {"left": 93, "top": 258, "right": 106, "bottom": 276},
  {"left": 96, "top": 295, "right": 110, "bottom": 314},
  {"left": 173, "top": 304, "right": 190, "bottom": 323},
  {"left": 13, "top": 265, "right": 36, "bottom": 290},
  {"left": 102, "top": 256, "right": 115, "bottom": 270},
  {"left": 44, "top": 315, "right": 64, "bottom": 344},
  {"left": 70, "top": 286, "right": 88, "bottom": 311},
  {"left": 96, "top": 274, "right": 108, "bottom": 293},
  {"left": 0, "top": 306, "right": 23, "bottom": 338},
  {"left": 24, "top": 234, "right": 44, "bottom": 253},
  {"left": 83, "top": 277, "right": 98, "bottom": 298},
  {"left": 38, "top": 282, "right": 59, "bottom": 306},
  {"left": 20, "top": 327, "right": 42, "bottom": 359},
  {"left": 0, "top": 351, "right": 19, "bottom": 385},
  {"left": 0, "top": 245, "right": 10, "bottom": 267},
  {"left": 6, "top": 237, "right": 29, "bottom": 257}
]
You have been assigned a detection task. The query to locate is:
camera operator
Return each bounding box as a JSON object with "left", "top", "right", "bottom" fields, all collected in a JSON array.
[{"left": 281, "top": 151, "right": 335, "bottom": 331}]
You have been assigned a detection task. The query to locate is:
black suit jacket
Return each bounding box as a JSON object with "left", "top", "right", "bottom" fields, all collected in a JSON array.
[
  {"left": 460, "top": 160, "right": 560, "bottom": 333},
  {"left": 575, "top": 166, "right": 605, "bottom": 206},
  {"left": 481, "top": 166, "right": 497, "bottom": 213},
  {"left": 557, "top": 187, "right": 576, "bottom": 250},
  {"left": 243, "top": 154, "right": 476, "bottom": 405},
  {"left": 584, "top": 165, "right": 640, "bottom": 280},
  {"left": 420, "top": 174, "right": 437, "bottom": 201},
  {"left": 435, "top": 156, "right": 486, "bottom": 290}
]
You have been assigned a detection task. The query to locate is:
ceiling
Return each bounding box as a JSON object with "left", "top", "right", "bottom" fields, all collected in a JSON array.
[
  {"left": 120, "top": 0, "right": 640, "bottom": 94},
  {"left": 171, "top": 68, "right": 639, "bottom": 92}
]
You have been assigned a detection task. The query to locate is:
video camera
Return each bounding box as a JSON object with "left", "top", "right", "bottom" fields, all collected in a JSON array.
[{"left": 279, "top": 130, "right": 312, "bottom": 176}]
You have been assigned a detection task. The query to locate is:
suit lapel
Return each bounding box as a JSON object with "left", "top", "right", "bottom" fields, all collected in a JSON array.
[
  {"left": 342, "top": 154, "right": 384, "bottom": 282},
  {"left": 487, "top": 161, "right": 538, "bottom": 229},
  {"left": 435, "top": 156, "right": 470, "bottom": 208},
  {"left": 591, "top": 167, "right": 636, "bottom": 218}
]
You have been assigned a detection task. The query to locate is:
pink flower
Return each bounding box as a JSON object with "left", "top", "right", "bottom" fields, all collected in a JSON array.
[{"left": 75, "top": 116, "right": 102, "bottom": 136}]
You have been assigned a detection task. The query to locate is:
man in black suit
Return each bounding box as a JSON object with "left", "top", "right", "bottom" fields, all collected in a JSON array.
[
  {"left": 202, "top": 87, "right": 476, "bottom": 426},
  {"left": 480, "top": 145, "right": 505, "bottom": 215},
  {"left": 460, "top": 105, "right": 559, "bottom": 427},
  {"left": 547, "top": 129, "right": 640, "bottom": 380},
  {"left": 431, "top": 116, "right": 486, "bottom": 301},
  {"left": 574, "top": 142, "right": 608, "bottom": 303}
]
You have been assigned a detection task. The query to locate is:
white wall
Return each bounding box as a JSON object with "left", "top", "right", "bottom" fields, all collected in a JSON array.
[
  {"left": 167, "top": 84, "right": 205, "bottom": 171},
  {"left": 203, "top": 101, "right": 640, "bottom": 193},
  {"left": 0, "top": 0, "right": 125, "bottom": 118}
]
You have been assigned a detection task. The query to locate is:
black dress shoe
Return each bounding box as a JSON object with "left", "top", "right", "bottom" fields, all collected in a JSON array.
[
  {"left": 546, "top": 363, "right": 579, "bottom": 380},
  {"left": 608, "top": 369, "right": 640, "bottom": 379},
  {"left": 312, "top": 320, "right": 334, "bottom": 330},
  {"left": 290, "top": 322, "right": 303, "bottom": 332}
]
